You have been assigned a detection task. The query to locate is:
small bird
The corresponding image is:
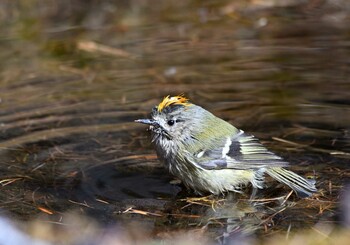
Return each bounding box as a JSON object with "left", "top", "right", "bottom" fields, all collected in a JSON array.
[{"left": 136, "top": 96, "right": 317, "bottom": 197}]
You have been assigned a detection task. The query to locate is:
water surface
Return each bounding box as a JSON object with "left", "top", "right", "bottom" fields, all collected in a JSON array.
[{"left": 0, "top": 0, "right": 350, "bottom": 243}]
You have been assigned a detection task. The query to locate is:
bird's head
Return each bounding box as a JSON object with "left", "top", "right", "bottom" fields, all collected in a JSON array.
[{"left": 136, "top": 95, "right": 207, "bottom": 144}]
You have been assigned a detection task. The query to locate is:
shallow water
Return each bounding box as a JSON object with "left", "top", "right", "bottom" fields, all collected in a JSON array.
[{"left": 0, "top": 0, "right": 350, "bottom": 242}]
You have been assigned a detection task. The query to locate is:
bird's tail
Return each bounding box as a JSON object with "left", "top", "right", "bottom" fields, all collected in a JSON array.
[{"left": 266, "top": 167, "right": 317, "bottom": 198}]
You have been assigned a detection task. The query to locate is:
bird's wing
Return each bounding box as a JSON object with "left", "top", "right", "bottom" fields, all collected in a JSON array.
[{"left": 191, "top": 130, "right": 289, "bottom": 170}]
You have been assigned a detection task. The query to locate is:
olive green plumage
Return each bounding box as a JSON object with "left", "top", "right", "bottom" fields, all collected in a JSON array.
[{"left": 136, "top": 96, "right": 317, "bottom": 197}]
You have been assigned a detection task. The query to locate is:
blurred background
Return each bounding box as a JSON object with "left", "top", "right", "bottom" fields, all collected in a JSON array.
[{"left": 0, "top": 0, "right": 350, "bottom": 244}]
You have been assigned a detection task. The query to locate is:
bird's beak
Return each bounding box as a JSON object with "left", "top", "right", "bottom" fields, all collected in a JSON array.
[
  {"left": 135, "top": 119, "right": 159, "bottom": 127},
  {"left": 135, "top": 118, "right": 172, "bottom": 140}
]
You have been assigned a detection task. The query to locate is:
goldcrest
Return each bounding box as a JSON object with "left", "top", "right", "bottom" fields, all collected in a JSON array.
[{"left": 136, "top": 96, "right": 317, "bottom": 197}]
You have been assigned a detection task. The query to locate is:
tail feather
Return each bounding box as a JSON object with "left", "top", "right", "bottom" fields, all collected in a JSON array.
[{"left": 266, "top": 167, "right": 317, "bottom": 198}]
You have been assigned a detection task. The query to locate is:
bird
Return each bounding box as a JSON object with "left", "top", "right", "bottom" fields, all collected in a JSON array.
[{"left": 135, "top": 95, "right": 317, "bottom": 197}]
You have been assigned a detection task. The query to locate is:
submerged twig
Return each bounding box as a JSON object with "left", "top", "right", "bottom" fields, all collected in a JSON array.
[
  {"left": 281, "top": 190, "right": 294, "bottom": 206},
  {"left": 167, "top": 213, "right": 201, "bottom": 218},
  {"left": 78, "top": 40, "right": 137, "bottom": 59},
  {"left": 95, "top": 198, "right": 110, "bottom": 204},
  {"left": 260, "top": 206, "right": 287, "bottom": 227},
  {"left": 68, "top": 200, "right": 93, "bottom": 208},
  {"left": 272, "top": 137, "right": 350, "bottom": 158},
  {"left": 249, "top": 194, "right": 286, "bottom": 203},
  {"left": 122, "top": 207, "right": 163, "bottom": 217},
  {"left": 286, "top": 223, "right": 292, "bottom": 240},
  {"left": 0, "top": 178, "right": 22, "bottom": 186},
  {"left": 37, "top": 206, "right": 54, "bottom": 215}
]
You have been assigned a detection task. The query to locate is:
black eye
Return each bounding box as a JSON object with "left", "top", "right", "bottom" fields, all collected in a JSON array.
[
  {"left": 167, "top": 119, "right": 175, "bottom": 126},
  {"left": 152, "top": 107, "right": 157, "bottom": 114}
]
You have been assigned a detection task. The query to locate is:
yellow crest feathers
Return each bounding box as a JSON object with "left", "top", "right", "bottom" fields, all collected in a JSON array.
[{"left": 157, "top": 95, "right": 191, "bottom": 112}]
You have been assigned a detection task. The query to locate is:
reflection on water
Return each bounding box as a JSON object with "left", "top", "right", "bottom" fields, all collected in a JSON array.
[{"left": 0, "top": 0, "right": 350, "bottom": 242}]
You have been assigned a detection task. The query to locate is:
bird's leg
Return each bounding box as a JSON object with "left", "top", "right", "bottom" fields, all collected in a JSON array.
[
  {"left": 181, "top": 194, "right": 225, "bottom": 210},
  {"left": 181, "top": 194, "right": 214, "bottom": 203},
  {"left": 249, "top": 187, "right": 258, "bottom": 201}
]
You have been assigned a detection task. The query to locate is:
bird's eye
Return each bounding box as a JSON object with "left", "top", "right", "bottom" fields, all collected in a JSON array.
[
  {"left": 167, "top": 119, "right": 175, "bottom": 126},
  {"left": 152, "top": 107, "right": 157, "bottom": 114}
]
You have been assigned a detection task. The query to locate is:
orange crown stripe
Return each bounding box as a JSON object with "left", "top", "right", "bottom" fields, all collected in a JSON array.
[{"left": 157, "top": 95, "right": 191, "bottom": 112}]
